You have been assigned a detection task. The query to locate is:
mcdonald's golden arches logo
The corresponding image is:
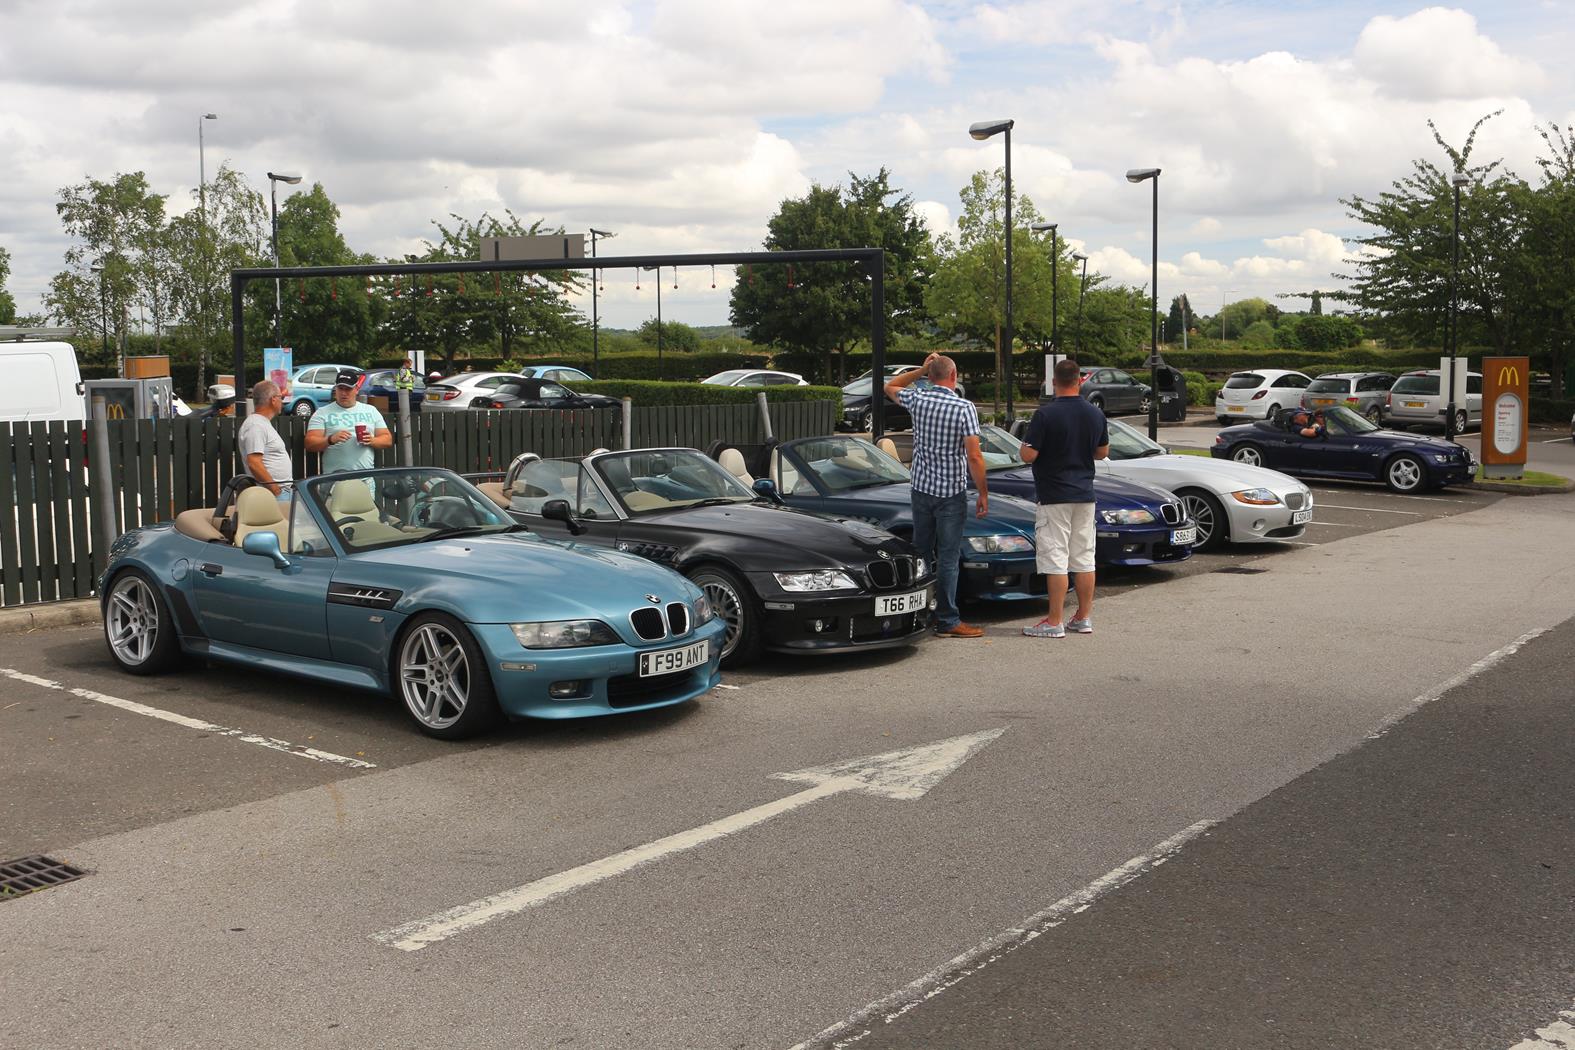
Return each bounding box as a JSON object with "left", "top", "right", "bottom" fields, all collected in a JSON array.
[
  {"left": 1497, "top": 364, "right": 1521, "bottom": 386},
  {"left": 105, "top": 403, "right": 126, "bottom": 419}
]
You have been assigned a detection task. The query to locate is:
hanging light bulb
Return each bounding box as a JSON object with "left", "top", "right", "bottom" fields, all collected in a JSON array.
[
  {"left": 711, "top": 264, "right": 717, "bottom": 289},
  {"left": 672, "top": 266, "right": 677, "bottom": 291},
  {"left": 636, "top": 269, "right": 641, "bottom": 291}
]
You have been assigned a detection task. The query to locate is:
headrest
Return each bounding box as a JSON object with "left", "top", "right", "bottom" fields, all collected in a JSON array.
[
  {"left": 237, "top": 486, "right": 285, "bottom": 526},
  {"left": 877, "top": 438, "right": 898, "bottom": 457},
  {"left": 719, "top": 448, "right": 749, "bottom": 476},
  {"left": 330, "top": 479, "right": 376, "bottom": 515}
]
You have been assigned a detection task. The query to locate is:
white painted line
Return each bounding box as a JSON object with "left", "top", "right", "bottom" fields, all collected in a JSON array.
[
  {"left": 1539, "top": 436, "right": 1571, "bottom": 444},
  {"left": 1314, "top": 504, "right": 1423, "bottom": 516},
  {"left": 1278, "top": 540, "right": 1320, "bottom": 546},
  {"left": 375, "top": 729, "right": 1006, "bottom": 952},
  {"left": 1509, "top": 1001, "right": 1575, "bottom": 1048},
  {"left": 714, "top": 684, "right": 743, "bottom": 691},
  {"left": 787, "top": 820, "right": 1216, "bottom": 1050},
  {"left": 0, "top": 667, "right": 376, "bottom": 769},
  {"left": 1367, "top": 625, "right": 1550, "bottom": 741},
  {"left": 1304, "top": 520, "right": 1365, "bottom": 528}
]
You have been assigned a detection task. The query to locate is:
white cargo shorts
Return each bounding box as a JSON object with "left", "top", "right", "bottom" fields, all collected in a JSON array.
[{"left": 1035, "top": 502, "right": 1096, "bottom": 575}]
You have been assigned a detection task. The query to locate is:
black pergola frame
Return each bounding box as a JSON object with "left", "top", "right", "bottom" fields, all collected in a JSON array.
[{"left": 230, "top": 248, "right": 893, "bottom": 437}]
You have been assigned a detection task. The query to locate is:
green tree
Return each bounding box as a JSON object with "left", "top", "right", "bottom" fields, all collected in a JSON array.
[
  {"left": 1217, "top": 297, "right": 1274, "bottom": 340},
  {"left": 729, "top": 168, "right": 934, "bottom": 382},
  {"left": 271, "top": 183, "right": 379, "bottom": 364},
  {"left": 1163, "top": 294, "right": 1194, "bottom": 342},
  {"left": 1502, "top": 124, "right": 1575, "bottom": 393},
  {"left": 0, "top": 245, "right": 16, "bottom": 324},
  {"left": 1068, "top": 282, "right": 1154, "bottom": 361},
  {"left": 638, "top": 318, "right": 701, "bottom": 353}
]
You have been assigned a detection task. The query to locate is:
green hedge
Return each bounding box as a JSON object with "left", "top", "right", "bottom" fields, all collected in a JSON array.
[
  {"left": 1101, "top": 347, "right": 1486, "bottom": 376},
  {"left": 571, "top": 380, "right": 843, "bottom": 406},
  {"left": 1531, "top": 398, "right": 1575, "bottom": 425}
]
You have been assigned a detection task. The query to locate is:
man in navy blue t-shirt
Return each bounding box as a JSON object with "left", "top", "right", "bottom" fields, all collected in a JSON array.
[{"left": 1018, "top": 358, "right": 1109, "bottom": 638}]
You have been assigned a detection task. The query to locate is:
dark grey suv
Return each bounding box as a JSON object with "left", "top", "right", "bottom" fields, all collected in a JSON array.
[{"left": 1300, "top": 372, "right": 1395, "bottom": 424}]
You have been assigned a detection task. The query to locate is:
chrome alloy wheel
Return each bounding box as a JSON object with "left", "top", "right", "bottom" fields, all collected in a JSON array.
[
  {"left": 1232, "top": 446, "right": 1263, "bottom": 466},
  {"left": 106, "top": 574, "right": 159, "bottom": 666},
  {"left": 1180, "top": 493, "right": 1217, "bottom": 547},
  {"left": 400, "top": 623, "right": 472, "bottom": 730},
  {"left": 1387, "top": 456, "right": 1423, "bottom": 492},
  {"left": 700, "top": 578, "right": 745, "bottom": 659}
]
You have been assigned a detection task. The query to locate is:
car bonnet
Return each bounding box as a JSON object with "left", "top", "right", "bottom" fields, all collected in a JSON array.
[{"left": 639, "top": 502, "right": 908, "bottom": 568}]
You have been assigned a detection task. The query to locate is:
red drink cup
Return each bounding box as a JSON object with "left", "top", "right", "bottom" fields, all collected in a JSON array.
[{"left": 354, "top": 423, "right": 369, "bottom": 443}]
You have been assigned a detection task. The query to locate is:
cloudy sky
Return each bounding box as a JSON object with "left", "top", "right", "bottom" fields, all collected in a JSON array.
[{"left": 1, "top": 0, "right": 1571, "bottom": 333}]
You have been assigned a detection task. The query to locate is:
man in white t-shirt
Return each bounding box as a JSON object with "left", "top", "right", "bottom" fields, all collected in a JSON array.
[
  {"left": 305, "top": 369, "right": 392, "bottom": 474},
  {"left": 238, "top": 380, "right": 293, "bottom": 496}
]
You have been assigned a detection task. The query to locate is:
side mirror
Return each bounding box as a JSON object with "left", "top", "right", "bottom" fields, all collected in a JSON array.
[
  {"left": 241, "top": 531, "right": 291, "bottom": 569},
  {"left": 540, "top": 498, "right": 585, "bottom": 535},
  {"left": 752, "top": 477, "right": 784, "bottom": 504}
]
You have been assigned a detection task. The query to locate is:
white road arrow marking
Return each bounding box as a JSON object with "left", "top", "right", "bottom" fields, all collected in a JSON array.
[{"left": 372, "top": 728, "right": 1005, "bottom": 952}]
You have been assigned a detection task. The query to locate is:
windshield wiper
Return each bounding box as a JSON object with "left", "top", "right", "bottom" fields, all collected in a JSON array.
[
  {"left": 417, "top": 523, "right": 524, "bottom": 542},
  {"left": 686, "top": 497, "right": 751, "bottom": 508},
  {"left": 1139, "top": 448, "right": 1165, "bottom": 457}
]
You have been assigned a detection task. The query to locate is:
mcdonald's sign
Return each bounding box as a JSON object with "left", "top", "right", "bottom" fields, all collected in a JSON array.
[{"left": 1482, "top": 356, "right": 1528, "bottom": 471}]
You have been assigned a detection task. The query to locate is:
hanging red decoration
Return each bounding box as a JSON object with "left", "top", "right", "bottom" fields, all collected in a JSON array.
[
  {"left": 394, "top": 275, "right": 402, "bottom": 298},
  {"left": 366, "top": 275, "right": 372, "bottom": 295},
  {"left": 493, "top": 272, "right": 501, "bottom": 297},
  {"left": 787, "top": 264, "right": 795, "bottom": 290},
  {"left": 331, "top": 277, "right": 338, "bottom": 301},
  {"left": 426, "top": 275, "right": 434, "bottom": 298},
  {"left": 746, "top": 263, "right": 754, "bottom": 286},
  {"left": 458, "top": 274, "right": 466, "bottom": 296},
  {"left": 298, "top": 278, "right": 306, "bottom": 302}
]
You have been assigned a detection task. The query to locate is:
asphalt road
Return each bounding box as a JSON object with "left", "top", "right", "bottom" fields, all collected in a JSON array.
[{"left": 2, "top": 484, "right": 1573, "bottom": 1049}]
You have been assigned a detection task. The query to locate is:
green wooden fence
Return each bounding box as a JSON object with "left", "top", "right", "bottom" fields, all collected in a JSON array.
[{"left": 0, "top": 401, "right": 836, "bottom": 608}]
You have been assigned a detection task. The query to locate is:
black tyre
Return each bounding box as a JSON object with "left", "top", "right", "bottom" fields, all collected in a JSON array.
[
  {"left": 1139, "top": 394, "right": 1154, "bottom": 416},
  {"left": 1176, "top": 489, "right": 1227, "bottom": 551},
  {"left": 1365, "top": 404, "right": 1383, "bottom": 424},
  {"left": 104, "top": 569, "right": 182, "bottom": 674},
  {"left": 688, "top": 565, "right": 763, "bottom": 667},
  {"left": 1231, "top": 444, "right": 1265, "bottom": 467},
  {"left": 1384, "top": 454, "right": 1426, "bottom": 494},
  {"left": 291, "top": 399, "right": 315, "bottom": 419},
  {"left": 395, "top": 612, "right": 502, "bottom": 739},
  {"left": 1088, "top": 394, "right": 1105, "bottom": 414},
  {"left": 1453, "top": 409, "right": 1469, "bottom": 435}
]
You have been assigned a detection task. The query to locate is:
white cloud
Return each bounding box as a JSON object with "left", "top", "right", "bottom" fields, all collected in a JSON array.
[{"left": 1353, "top": 7, "right": 1545, "bottom": 100}]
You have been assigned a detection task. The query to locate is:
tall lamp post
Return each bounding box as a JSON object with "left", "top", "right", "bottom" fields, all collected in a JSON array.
[
  {"left": 1072, "top": 252, "right": 1089, "bottom": 355},
  {"left": 643, "top": 265, "right": 663, "bottom": 378},
  {"left": 266, "top": 172, "right": 302, "bottom": 348},
  {"left": 90, "top": 263, "right": 109, "bottom": 367},
  {"left": 198, "top": 113, "right": 216, "bottom": 390},
  {"left": 1126, "top": 167, "right": 1162, "bottom": 438},
  {"left": 1447, "top": 171, "right": 1470, "bottom": 442},
  {"left": 589, "top": 228, "right": 613, "bottom": 377},
  {"left": 970, "top": 118, "right": 1016, "bottom": 420},
  {"left": 1030, "top": 222, "right": 1059, "bottom": 387}
]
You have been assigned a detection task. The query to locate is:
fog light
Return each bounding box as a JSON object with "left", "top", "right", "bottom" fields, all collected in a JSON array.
[
  {"left": 1123, "top": 544, "right": 1139, "bottom": 553},
  {"left": 549, "top": 680, "right": 587, "bottom": 700},
  {"left": 805, "top": 618, "right": 838, "bottom": 633},
  {"left": 994, "top": 575, "right": 1014, "bottom": 586},
  {"left": 1253, "top": 518, "right": 1266, "bottom": 531}
]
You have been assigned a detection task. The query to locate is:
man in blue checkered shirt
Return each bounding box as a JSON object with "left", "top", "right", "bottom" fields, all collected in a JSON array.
[{"left": 885, "top": 353, "right": 989, "bottom": 638}]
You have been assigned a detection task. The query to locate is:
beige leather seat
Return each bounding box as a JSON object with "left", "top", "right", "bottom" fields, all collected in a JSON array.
[
  {"left": 719, "top": 447, "right": 753, "bottom": 485},
  {"left": 877, "top": 437, "right": 899, "bottom": 460},
  {"left": 174, "top": 508, "right": 225, "bottom": 542},
  {"left": 476, "top": 482, "right": 510, "bottom": 510},
  {"left": 233, "top": 487, "right": 290, "bottom": 547},
  {"left": 622, "top": 490, "right": 667, "bottom": 511},
  {"left": 328, "top": 479, "right": 378, "bottom": 523}
]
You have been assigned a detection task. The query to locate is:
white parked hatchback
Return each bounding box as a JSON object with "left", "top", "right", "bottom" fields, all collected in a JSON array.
[{"left": 1215, "top": 369, "right": 1312, "bottom": 425}]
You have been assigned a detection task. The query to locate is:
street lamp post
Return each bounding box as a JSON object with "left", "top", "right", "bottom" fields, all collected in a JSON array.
[
  {"left": 198, "top": 113, "right": 216, "bottom": 391},
  {"left": 266, "top": 172, "right": 302, "bottom": 348},
  {"left": 970, "top": 118, "right": 1016, "bottom": 421},
  {"left": 1030, "top": 222, "right": 1059, "bottom": 388},
  {"left": 90, "top": 263, "right": 109, "bottom": 367},
  {"left": 1072, "top": 253, "right": 1089, "bottom": 355},
  {"left": 643, "top": 265, "right": 663, "bottom": 378},
  {"left": 1126, "top": 167, "right": 1162, "bottom": 438},
  {"left": 1447, "top": 171, "right": 1470, "bottom": 442},
  {"left": 589, "top": 228, "right": 613, "bottom": 377}
]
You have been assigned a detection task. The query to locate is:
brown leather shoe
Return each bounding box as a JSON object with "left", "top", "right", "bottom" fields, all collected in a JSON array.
[{"left": 935, "top": 622, "right": 984, "bottom": 638}]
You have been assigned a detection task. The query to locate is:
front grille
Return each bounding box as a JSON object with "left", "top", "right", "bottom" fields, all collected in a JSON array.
[
  {"left": 630, "top": 607, "right": 665, "bottom": 641},
  {"left": 607, "top": 668, "right": 702, "bottom": 708},
  {"left": 866, "top": 556, "right": 916, "bottom": 590},
  {"left": 1284, "top": 491, "right": 1308, "bottom": 511},
  {"left": 1160, "top": 502, "right": 1183, "bottom": 525},
  {"left": 0, "top": 855, "right": 87, "bottom": 899},
  {"left": 666, "top": 602, "right": 690, "bottom": 637}
]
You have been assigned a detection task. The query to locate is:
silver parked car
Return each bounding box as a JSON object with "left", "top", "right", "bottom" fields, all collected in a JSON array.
[
  {"left": 423, "top": 371, "right": 526, "bottom": 412},
  {"left": 701, "top": 369, "right": 808, "bottom": 387},
  {"left": 1385, "top": 369, "right": 1483, "bottom": 432},
  {"left": 1301, "top": 372, "right": 1395, "bottom": 424}
]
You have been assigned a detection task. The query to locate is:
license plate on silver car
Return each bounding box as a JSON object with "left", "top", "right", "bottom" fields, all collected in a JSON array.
[
  {"left": 640, "top": 640, "right": 707, "bottom": 677},
  {"left": 875, "top": 587, "right": 930, "bottom": 616},
  {"left": 1171, "top": 527, "right": 1198, "bottom": 546},
  {"left": 1292, "top": 510, "right": 1312, "bottom": 525}
]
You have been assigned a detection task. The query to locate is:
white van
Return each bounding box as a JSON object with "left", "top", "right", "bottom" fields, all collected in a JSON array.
[
  {"left": 1385, "top": 369, "right": 1482, "bottom": 432},
  {"left": 0, "top": 331, "right": 85, "bottom": 424}
]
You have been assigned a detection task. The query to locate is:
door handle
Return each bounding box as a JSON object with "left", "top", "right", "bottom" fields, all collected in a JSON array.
[{"left": 199, "top": 563, "right": 223, "bottom": 577}]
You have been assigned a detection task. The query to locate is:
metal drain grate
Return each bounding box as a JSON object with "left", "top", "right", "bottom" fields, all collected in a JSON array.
[
  {"left": 1213, "top": 566, "right": 1269, "bottom": 575},
  {"left": 0, "top": 855, "right": 88, "bottom": 899}
]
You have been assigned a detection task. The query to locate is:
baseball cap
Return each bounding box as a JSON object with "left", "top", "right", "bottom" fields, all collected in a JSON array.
[{"left": 334, "top": 369, "right": 361, "bottom": 388}]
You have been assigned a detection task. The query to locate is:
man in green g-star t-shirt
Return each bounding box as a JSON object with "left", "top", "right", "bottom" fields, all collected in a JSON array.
[{"left": 305, "top": 369, "right": 393, "bottom": 473}]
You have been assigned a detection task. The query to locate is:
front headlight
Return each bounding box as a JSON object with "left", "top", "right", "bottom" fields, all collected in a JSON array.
[
  {"left": 693, "top": 594, "right": 715, "bottom": 625},
  {"left": 1230, "top": 488, "right": 1282, "bottom": 506},
  {"left": 965, "top": 534, "right": 1034, "bottom": 553},
  {"left": 915, "top": 557, "right": 928, "bottom": 578},
  {"left": 1099, "top": 508, "right": 1156, "bottom": 525},
  {"left": 773, "top": 570, "right": 859, "bottom": 592},
  {"left": 1433, "top": 453, "right": 1453, "bottom": 463},
  {"left": 510, "top": 619, "right": 619, "bottom": 649}
]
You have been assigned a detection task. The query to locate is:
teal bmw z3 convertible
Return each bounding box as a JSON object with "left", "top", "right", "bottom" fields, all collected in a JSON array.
[{"left": 99, "top": 466, "right": 725, "bottom": 739}]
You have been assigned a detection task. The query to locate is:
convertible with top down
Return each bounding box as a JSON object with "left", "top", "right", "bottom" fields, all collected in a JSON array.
[{"left": 99, "top": 467, "right": 724, "bottom": 738}]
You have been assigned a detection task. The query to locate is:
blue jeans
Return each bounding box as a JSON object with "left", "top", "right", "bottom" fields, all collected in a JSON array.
[{"left": 911, "top": 490, "right": 966, "bottom": 629}]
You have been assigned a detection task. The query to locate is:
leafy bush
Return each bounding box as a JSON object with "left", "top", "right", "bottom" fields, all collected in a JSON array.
[{"left": 571, "top": 380, "right": 843, "bottom": 406}]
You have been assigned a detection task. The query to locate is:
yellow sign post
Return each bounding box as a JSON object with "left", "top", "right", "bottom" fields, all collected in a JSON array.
[{"left": 1481, "top": 356, "right": 1529, "bottom": 479}]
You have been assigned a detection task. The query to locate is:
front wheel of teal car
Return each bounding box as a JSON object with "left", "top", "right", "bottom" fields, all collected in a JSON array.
[
  {"left": 688, "top": 565, "right": 762, "bottom": 667},
  {"left": 396, "top": 613, "right": 502, "bottom": 739},
  {"left": 104, "top": 569, "right": 181, "bottom": 675}
]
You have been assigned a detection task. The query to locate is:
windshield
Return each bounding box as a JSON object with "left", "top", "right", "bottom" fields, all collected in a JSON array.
[
  {"left": 1307, "top": 377, "right": 1352, "bottom": 393},
  {"left": 305, "top": 468, "right": 514, "bottom": 551},
  {"left": 975, "top": 425, "right": 1028, "bottom": 471},
  {"left": 1105, "top": 418, "right": 1166, "bottom": 459},
  {"left": 1225, "top": 373, "right": 1265, "bottom": 389},
  {"left": 1391, "top": 375, "right": 1441, "bottom": 395},
  {"left": 786, "top": 436, "right": 911, "bottom": 491},
  {"left": 593, "top": 449, "right": 755, "bottom": 512},
  {"left": 1318, "top": 404, "right": 1380, "bottom": 435},
  {"left": 842, "top": 366, "right": 916, "bottom": 395},
  {"left": 704, "top": 370, "right": 750, "bottom": 385}
]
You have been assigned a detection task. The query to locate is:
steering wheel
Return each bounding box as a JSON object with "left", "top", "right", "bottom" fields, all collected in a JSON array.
[{"left": 334, "top": 516, "right": 362, "bottom": 529}]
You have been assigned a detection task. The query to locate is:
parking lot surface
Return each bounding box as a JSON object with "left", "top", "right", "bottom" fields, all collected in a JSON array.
[{"left": 2, "top": 481, "right": 1572, "bottom": 1049}]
